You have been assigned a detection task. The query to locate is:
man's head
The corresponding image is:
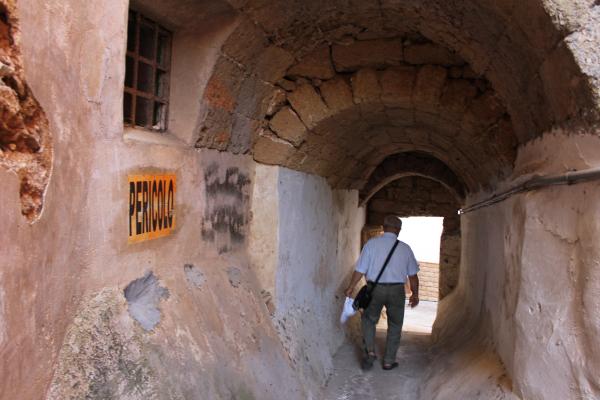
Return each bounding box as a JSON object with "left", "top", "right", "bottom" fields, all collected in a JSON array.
[{"left": 383, "top": 215, "right": 402, "bottom": 235}]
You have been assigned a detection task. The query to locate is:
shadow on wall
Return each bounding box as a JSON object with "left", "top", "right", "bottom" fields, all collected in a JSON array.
[{"left": 201, "top": 162, "right": 251, "bottom": 254}]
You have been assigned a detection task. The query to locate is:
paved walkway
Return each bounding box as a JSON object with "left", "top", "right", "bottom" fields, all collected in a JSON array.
[{"left": 323, "top": 301, "right": 437, "bottom": 400}]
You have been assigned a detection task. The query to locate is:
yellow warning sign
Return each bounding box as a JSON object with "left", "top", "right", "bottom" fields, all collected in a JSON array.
[{"left": 128, "top": 174, "right": 176, "bottom": 243}]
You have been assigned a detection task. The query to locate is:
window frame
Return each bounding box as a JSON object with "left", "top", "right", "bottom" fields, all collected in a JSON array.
[{"left": 124, "top": 9, "right": 172, "bottom": 132}]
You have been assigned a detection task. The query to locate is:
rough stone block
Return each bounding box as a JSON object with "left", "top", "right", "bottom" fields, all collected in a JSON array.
[
  {"left": 277, "top": 78, "right": 297, "bottom": 91},
  {"left": 287, "top": 84, "right": 331, "bottom": 128},
  {"left": 196, "top": 107, "right": 233, "bottom": 151},
  {"left": 379, "top": 66, "right": 416, "bottom": 107},
  {"left": 440, "top": 79, "right": 478, "bottom": 115},
  {"left": 412, "top": 65, "right": 447, "bottom": 111},
  {"left": 468, "top": 91, "right": 505, "bottom": 126},
  {"left": 332, "top": 39, "right": 403, "bottom": 71},
  {"left": 287, "top": 46, "right": 335, "bottom": 79},
  {"left": 404, "top": 43, "right": 464, "bottom": 66},
  {"left": 253, "top": 130, "right": 297, "bottom": 165},
  {"left": 352, "top": 68, "right": 381, "bottom": 104},
  {"left": 265, "top": 88, "right": 288, "bottom": 116},
  {"left": 540, "top": 42, "right": 588, "bottom": 123},
  {"left": 237, "top": 77, "right": 274, "bottom": 118},
  {"left": 449, "top": 66, "right": 463, "bottom": 78},
  {"left": 203, "top": 58, "right": 243, "bottom": 113},
  {"left": 230, "top": 114, "right": 259, "bottom": 154},
  {"left": 269, "top": 106, "right": 308, "bottom": 146},
  {"left": 222, "top": 18, "right": 269, "bottom": 66},
  {"left": 512, "top": 0, "right": 561, "bottom": 57},
  {"left": 386, "top": 107, "right": 415, "bottom": 127},
  {"left": 320, "top": 77, "right": 354, "bottom": 113},
  {"left": 462, "top": 66, "right": 479, "bottom": 79},
  {"left": 254, "top": 46, "right": 295, "bottom": 83}
]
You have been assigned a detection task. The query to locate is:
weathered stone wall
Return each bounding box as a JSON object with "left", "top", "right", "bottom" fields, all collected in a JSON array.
[
  {"left": 439, "top": 215, "right": 461, "bottom": 298},
  {"left": 432, "top": 132, "right": 600, "bottom": 400},
  {"left": 367, "top": 176, "right": 461, "bottom": 299},
  {"left": 0, "top": 1, "right": 311, "bottom": 399},
  {"left": 2, "top": 0, "right": 600, "bottom": 399}
]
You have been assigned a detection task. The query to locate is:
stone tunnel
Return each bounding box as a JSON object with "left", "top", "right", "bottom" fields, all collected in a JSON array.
[{"left": 1, "top": 0, "right": 600, "bottom": 398}]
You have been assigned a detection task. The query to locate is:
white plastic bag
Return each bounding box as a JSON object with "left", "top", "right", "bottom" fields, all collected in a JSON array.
[{"left": 340, "top": 296, "right": 357, "bottom": 324}]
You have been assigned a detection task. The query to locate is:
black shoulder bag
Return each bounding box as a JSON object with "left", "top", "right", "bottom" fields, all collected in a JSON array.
[{"left": 352, "top": 240, "right": 400, "bottom": 311}]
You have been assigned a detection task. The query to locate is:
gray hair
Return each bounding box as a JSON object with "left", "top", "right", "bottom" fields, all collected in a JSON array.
[{"left": 383, "top": 215, "right": 402, "bottom": 230}]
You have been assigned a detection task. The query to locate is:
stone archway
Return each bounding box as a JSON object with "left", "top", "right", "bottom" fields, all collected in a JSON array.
[{"left": 367, "top": 175, "right": 461, "bottom": 300}]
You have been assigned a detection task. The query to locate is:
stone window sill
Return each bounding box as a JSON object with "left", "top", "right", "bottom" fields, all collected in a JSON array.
[{"left": 123, "top": 126, "right": 188, "bottom": 148}]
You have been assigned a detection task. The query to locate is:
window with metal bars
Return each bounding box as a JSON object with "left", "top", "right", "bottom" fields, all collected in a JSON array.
[{"left": 124, "top": 10, "right": 172, "bottom": 132}]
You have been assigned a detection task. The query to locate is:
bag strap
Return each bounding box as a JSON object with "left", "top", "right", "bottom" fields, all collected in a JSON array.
[{"left": 369, "top": 239, "right": 400, "bottom": 291}]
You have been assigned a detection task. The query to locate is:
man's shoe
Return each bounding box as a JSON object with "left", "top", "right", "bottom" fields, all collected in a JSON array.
[
  {"left": 361, "top": 353, "right": 377, "bottom": 370},
  {"left": 382, "top": 362, "right": 399, "bottom": 370}
]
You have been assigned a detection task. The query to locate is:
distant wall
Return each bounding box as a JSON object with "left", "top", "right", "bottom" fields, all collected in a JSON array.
[{"left": 419, "top": 262, "right": 439, "bottom": 302}]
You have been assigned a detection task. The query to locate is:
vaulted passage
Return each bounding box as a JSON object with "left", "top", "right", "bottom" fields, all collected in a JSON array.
[{"left": 2, "top": 0, "right": 600, "bottom": 399}]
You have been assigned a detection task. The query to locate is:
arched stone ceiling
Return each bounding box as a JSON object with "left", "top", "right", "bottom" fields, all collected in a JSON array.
[
  {"left": 359, "top": 152, "right": 466, "bottom": 207},
  {"left": 251, "top": 59, "right": 515, "bottom": 190},
  {"left": 196, "top": 0, "right": 600, "bottom": 192},
  {"left": 367, "top": 175, "right": 461, "bottom": 220}
]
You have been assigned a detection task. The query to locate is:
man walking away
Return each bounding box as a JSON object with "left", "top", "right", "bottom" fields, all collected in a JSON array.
[{"left": 344, "top": 215, "right": 420, "bottom": 370}]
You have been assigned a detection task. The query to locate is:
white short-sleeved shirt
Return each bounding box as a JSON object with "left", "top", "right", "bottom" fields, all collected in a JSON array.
[{"left": 355, "top": 232, "right": 419, "bottom": 283}]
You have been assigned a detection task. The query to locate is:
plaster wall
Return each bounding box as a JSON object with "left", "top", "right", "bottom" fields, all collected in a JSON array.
[
  {"left": 0, "top": 1, "right": 308, "bottom": 399},
  {"left": 247, "top": 164, "right": 279, "bottom": 311},
  {"left": 433, "top": 132, "right": 600, "bottom": 400},
  {"left": 274, "top": 167, "right": 365, "bottom": 395}
]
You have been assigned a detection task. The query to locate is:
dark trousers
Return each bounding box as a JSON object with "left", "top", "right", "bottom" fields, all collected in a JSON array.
[{"left": 361, "top": 283, "right": 406, "bottom": 364}]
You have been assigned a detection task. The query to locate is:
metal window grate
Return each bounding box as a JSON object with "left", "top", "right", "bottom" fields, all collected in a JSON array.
[{"left": 124, "top": 10, "right": 172, "bottom": 132}]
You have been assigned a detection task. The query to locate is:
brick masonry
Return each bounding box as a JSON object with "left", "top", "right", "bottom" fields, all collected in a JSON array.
[{"left": 418, "top": 262, "right": 440, "bottom": 302}]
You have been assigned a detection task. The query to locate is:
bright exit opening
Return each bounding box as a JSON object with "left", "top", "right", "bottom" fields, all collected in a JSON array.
[{"left": 398, "top": 216, "right": 444, "bottom": 264}]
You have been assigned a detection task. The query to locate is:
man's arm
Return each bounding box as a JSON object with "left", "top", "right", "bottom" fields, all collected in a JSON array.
[
  {"left": 408, "top": 274, "right": 419, "bottom": 308},
  {"left": 344, "top": 271, "right": 364, "bottom": 297}
]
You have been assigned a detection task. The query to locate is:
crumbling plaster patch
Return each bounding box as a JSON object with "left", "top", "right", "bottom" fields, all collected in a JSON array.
[
  {"left": 183, "top": 264, "right": 206, "bottom": 289},
  {"left": 0, "top": 0, "right": 52, "bottom": 222},
  {"left": 124, "top": 271, "right": 170, "bottom": 331}
]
